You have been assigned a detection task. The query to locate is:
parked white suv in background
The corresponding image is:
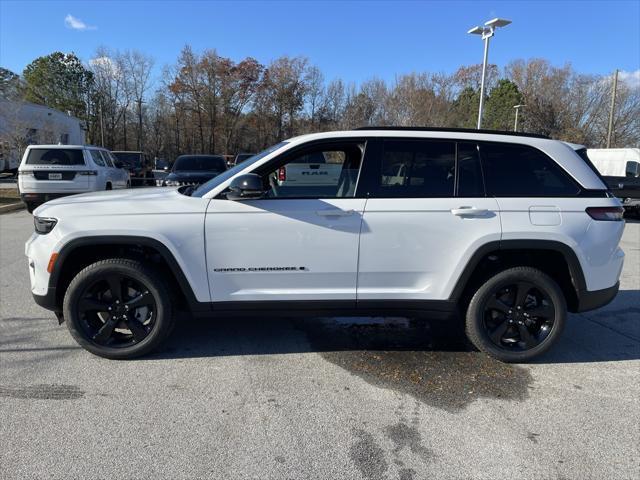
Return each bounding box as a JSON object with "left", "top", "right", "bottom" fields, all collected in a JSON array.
[
  {"left": 18, "top": 144, "right": 130, "bottom": 212},
  {"left": 25, "top": 128, "right": 625, "bottom": 361}
]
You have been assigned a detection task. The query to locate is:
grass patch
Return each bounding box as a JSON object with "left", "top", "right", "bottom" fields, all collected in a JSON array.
[{"left": 0, "top": 188, "right": 21, "bottom": 204}]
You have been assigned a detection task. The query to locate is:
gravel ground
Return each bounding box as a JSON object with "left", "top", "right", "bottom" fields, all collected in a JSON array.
[{"left": 1, "top": 210, "right": 638, "bottom": 480}]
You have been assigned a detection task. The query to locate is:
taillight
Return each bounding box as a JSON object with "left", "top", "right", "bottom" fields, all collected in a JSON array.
[
  {"left": 278, "top": 167, "right": 286, "bottom": 182},
  {"left": 78, "top": 170, "right": 98, "bottom": 176},
  {"left": 585, "top": 206, "right": 624, "bottom": 221}
]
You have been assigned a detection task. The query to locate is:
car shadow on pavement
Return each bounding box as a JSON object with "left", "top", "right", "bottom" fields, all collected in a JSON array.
[{"left": 152, "top": 289, "right": 640, "bottom": 364}]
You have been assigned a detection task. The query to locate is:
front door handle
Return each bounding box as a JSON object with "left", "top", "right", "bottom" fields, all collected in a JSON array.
[
  {"left": 316, "top": 209, "right": 355, "bottom": 217},
  {"left": 451, "top": 206, "right": 488, "bottom": 217}
]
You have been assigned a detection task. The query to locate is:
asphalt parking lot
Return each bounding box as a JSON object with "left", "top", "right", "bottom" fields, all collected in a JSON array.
[{"left": 0, "top": 210, "right": 638, "bottom": 480}]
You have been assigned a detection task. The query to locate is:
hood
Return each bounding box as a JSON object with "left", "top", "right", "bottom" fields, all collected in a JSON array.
[
  {"left": 33, "top": 186, "right": 208, "bottom": 218},
  {"left": 40, "top": 187, "right": 176, "bottom": 207}
]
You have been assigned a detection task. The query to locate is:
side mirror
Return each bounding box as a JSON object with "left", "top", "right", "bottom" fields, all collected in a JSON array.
[
  {"left": 227, "top": 173, "right": 266, "bottom": 200},
  {"left": 114, "top": 161, "right": 124, "bottom": 169}
]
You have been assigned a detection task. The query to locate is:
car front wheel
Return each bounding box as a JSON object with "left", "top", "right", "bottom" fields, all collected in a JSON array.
[
  {"left": 465, "top": 266, "right": 567, "bottom": 363},
  {"left": 63, "top": 258, "right": 174, "bottom": 359}
]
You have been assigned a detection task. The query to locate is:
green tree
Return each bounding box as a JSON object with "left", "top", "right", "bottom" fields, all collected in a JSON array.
[
  {"left": 0, "top": 67, "right": 22, "bottom": 99},
  {"left": 451, "top": 87, "right": 480, "bottom": 128},
  {"left": 22, "top": 52, "right": 93, "bottom": 118},
  {"left": 484, "top": 79, "right": 524, "bottom": 131}
]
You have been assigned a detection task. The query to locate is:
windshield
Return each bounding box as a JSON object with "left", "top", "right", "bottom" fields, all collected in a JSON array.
[
  {"left": 26, "top": 148, "right": 85, "bottom": 166},
  {"left": 112, "top": 152, "right": 142, "bottom": 167},
  {"left": 174, "top": 155, "right": 226, "bottom": 172},
  {"left": 191, "top": 142, "right": 289, "bottom": 197}
]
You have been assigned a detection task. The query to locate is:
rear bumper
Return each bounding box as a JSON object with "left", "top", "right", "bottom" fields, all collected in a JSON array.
[
  {"left": 20, "top": 192, "right": 85, "bottom": 205},
  {"left": 576, "top": 282, "right": 619, "bottom": 313}
]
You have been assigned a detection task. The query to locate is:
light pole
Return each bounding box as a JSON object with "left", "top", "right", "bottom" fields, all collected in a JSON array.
[
  {"left": 513, "top": 104, "right": 525, "bottom": 132},
  {"left": 468, "top": 18, "right": 512, "bottom": 129},
  {"left": 606, "top": 69, "right": 618, "bottom": 148}
]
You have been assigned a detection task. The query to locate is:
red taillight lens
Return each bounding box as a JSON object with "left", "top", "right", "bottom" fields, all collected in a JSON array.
[
  {"left": 585, "top": 206, "right": 624, "bottom": 221},
  {"left": 278, "top": 167, "right": 286, "bottom": 182}
]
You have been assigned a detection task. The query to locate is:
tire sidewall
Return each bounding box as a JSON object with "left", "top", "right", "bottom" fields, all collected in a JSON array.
[
  {"left": 466, "top": 267, "right": 567, "bottom": 363},
  {"left": 63, "top": 260, "right": 172, "bottom": 359}
]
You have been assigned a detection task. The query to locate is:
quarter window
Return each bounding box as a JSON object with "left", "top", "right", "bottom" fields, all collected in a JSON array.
[
  {"left": 100, "top": 151, "right": 115, "bottom": 168},
  {"left": 376, "top": 140, "right": 455, "bottom": 197},
  {"left": 90, "top": 150, "right": 106, "bottom": 167},
  {"left": 479, "top": 143, "right": 579, "bottom": 196}
]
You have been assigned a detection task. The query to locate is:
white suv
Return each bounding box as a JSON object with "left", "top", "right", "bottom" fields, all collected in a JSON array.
[
  {"left": 25, "top": 128, "right": 625, "bottom": 361},
  {"left": 18, "top": 144, "right": 130, "bottom": 212}
]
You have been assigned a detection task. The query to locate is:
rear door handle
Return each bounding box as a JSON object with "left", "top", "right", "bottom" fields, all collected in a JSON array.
[
  {"left": 451, "top": 206, "right": 488, "bottom": 217},
  {"left": 316, "top": 209, "right": 355, "bottom": 217}
]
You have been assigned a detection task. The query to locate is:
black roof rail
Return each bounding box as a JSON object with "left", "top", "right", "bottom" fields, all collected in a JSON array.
[{"left": 355, "top": 126, "right": 550, "bottom": 140}]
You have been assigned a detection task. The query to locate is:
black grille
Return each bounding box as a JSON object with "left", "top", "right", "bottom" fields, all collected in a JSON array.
[{"left": 33, "top": 171, "right": 77, "bottom": 180}]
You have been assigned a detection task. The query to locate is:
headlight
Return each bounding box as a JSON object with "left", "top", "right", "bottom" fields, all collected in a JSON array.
[
  {"left": 34, "top": 216, "right": 57, "bottom": 235},
  {"left": 165, "top": 180, "right": 181, "bottom": 186}
]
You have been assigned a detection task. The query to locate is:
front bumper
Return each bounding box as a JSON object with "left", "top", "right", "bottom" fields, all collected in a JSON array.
[
  {"left": 33, "top": 287, "right": 59, "bottom": 311},
  {"left": 575, "top": 282, "right": 620, "bottom": 312}
]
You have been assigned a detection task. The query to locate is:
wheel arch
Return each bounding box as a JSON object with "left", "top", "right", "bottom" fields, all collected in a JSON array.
[
  {"left": 49, "top": 236, "right": 206, "bottom": 313},
  {"left": 450, "top": 240, "right": 586, "bottom": 313}
]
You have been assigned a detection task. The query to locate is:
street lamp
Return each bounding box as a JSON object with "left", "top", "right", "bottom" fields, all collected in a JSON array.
[
  {"left": 468, "top": 18, "right": 512, "bottom": 129},
  {"left": 513, "top": 104, "right": 525, "bottom": 132}
]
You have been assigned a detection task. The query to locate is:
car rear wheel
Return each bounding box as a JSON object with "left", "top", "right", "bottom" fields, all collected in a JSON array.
[
  {"left": 465, "top": 266, "right": 566, "bottom": 363},
  {"left": 63, "top": 258, "right": 174, "bottom": 359}
]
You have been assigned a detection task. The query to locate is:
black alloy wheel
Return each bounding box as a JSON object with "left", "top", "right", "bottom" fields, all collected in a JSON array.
[
  {"left": 465, "top": 266, "right": 567, "bottom": 362},
  {"left": 77, "top": 273, "right": 156, "bottom": 348},
  {"left": 63, "top": 258, "right": 174, "bottom": 359},
  {"left": 482, "top": 281, "right": 555, "bottom": 351}
]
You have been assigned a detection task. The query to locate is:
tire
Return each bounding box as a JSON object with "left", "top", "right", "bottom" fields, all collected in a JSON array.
[
  {"left": 63, "top": 258, "right": 175, "bottom": 359},
  {"left": 25, "top": 203, "right": 35, "bottom": 214},
  {"left": 465, "top": 266, "right": 567, "bottom": 363},
  {"left": 105, "top": 183, "right": 112, "bottom": 190}
]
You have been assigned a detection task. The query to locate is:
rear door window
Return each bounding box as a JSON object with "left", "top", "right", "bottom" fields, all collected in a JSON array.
[
  {"left": 376, "top": 140, "right": 455, "bottom": 197},
  {"left": 26, "top": 148, "right": 85, "bottom": 166},
  {"left": 90, "top": 150, "right": 106, "bottom": 167},
  {"left": 479, "top": 143, "right": 579, "bottom": 196}
]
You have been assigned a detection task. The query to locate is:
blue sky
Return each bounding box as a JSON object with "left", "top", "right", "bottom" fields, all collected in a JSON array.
[{"left": 1, "top": 0, "right": 639, "bottom": 86}]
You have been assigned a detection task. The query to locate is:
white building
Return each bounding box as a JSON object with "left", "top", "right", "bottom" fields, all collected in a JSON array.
[{"left": 0, "top": 99, "right": 85, "bottom": 172}]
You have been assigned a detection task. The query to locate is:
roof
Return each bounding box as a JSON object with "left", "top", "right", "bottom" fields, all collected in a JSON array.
[
  {"left": 25, "top": 144, "right": 107, "bottom": 149},
  {"left": 355, "top": 126, "right": 550, "bottom": 139}
]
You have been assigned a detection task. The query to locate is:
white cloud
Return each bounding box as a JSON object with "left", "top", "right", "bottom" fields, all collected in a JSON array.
[
  {"left": 64, "top": 14, "right": 97, "bottom": 31},
  {"left": 619, "top": 69, "right": 640, "bottom": 88}
]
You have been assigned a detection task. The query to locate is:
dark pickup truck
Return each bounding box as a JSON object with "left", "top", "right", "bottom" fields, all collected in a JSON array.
[
  {"left": 575, "top": 147, "right": 640, "bottom": 217},
  {"left": 111, "top": 151, "right": 155, "bottom": 186}
]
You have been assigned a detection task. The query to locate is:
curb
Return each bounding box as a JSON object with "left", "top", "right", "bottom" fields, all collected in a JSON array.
[{"left": 0, "top": 202, "right": 25, "bottom": 214}]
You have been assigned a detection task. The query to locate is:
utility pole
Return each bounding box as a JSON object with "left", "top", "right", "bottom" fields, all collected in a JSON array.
[
  {"left": 606, "top": 69, "right": 618, "bottom": 148},
  {"left": 513, "top": 104, "right": 525, "bottom": 132},
  {"left": 99, "top": 101, "right": 105, "bottom": 147},
  {"left": 136, "top": 98, "right": 145, "bottom": 151}
]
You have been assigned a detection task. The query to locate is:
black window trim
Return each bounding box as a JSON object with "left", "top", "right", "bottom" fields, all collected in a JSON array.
[
  {"left": 363, "top": 137, "right": 609, "bottom": 199},
  {"left": 455, "top": 141, "right": 488, "bottom": 198}
]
